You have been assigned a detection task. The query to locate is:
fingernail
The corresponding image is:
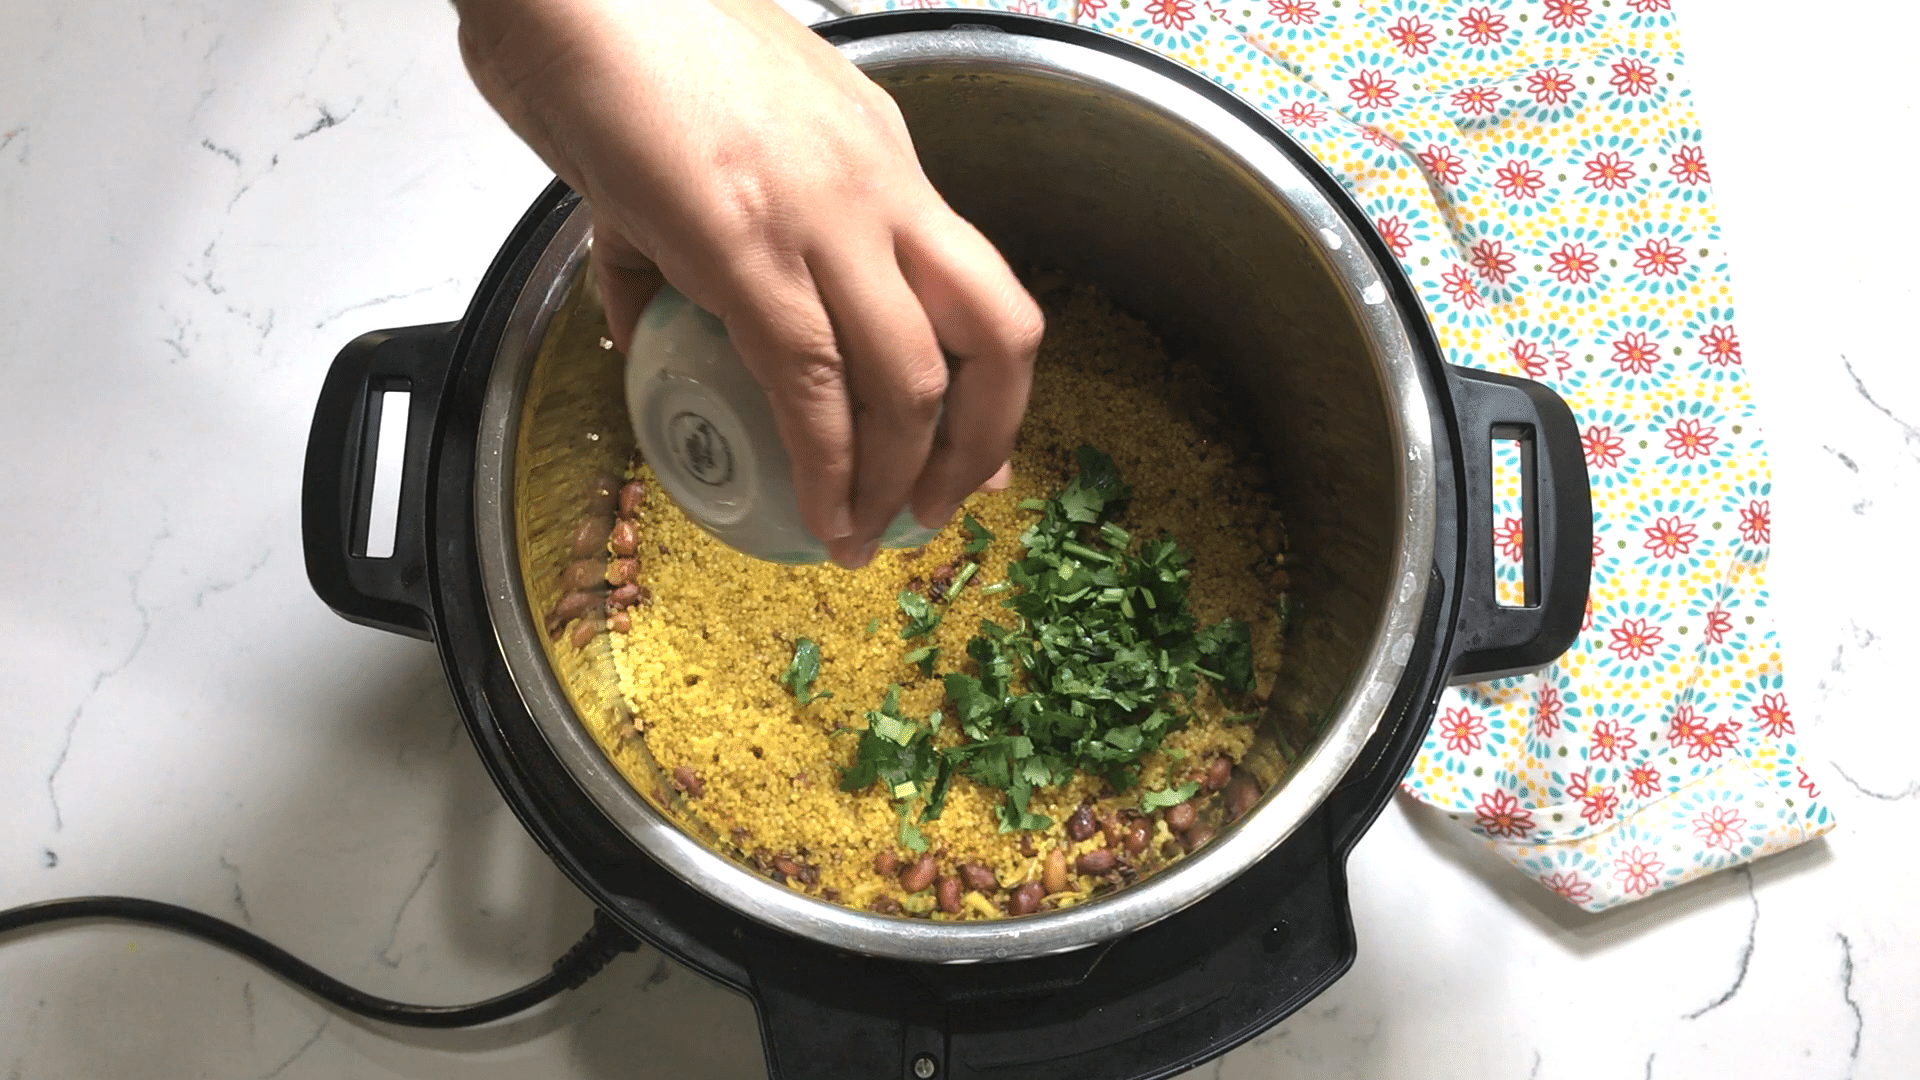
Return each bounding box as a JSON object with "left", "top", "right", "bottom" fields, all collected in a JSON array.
[
  {"left": 851, "top": 538, "right": 880, "bottom": 570},
  {"left": 828, "top": 503, "right": 855, "bottom": 541}
]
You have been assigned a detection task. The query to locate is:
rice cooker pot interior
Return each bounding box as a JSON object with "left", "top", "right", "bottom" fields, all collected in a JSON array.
[{"left": 475, "top": 23, "right": 1443, "bottom": 966}]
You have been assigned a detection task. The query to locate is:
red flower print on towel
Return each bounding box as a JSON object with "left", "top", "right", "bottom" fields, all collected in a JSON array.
[
  {"left": 1526, "top": 67, "right": 1576, "bottom": 107},
  {"left": 1375, "top": 215, "right": 1412, "bottom": 257},
  {"left": 1475, "top": 789, "right": 1536, "bottom": 838},
  {"left": 1543, "top": 0, "right": 1591, "bottom": 30},
  {"left": 1628, "top": 0, "right": 1672, "bottom": 11},
  {"left": 1612, "top": 330, "right": 1658, "bottom": 374},
  {"left": 1754, "top": 692, "right": 1793, "bottom": 739},
  {"left": 1274, "top": 100, "right": 1327, "bottom": 128},
  {"left": 1704, "top": 607, "right": 1732, "bottom": 644},
  {"left": 1613, "top": 846, "right": 1664, "bottom": 895},
  {"left": 1269, "top": 0, "right": 1319, "bottom": 24},
  {"left": 1548, "top": 241, "right": 1601, "bottom": 285},
  {"left": 1418, "top": 143, "right": 1467, "bottom": 186},
  {"left": 1458, "top": 5, "right": 1508, "bottom": 46},
  {"left": 1797, "top": 767, "right": 1821, "bottom": 798},
  {"left": 1567, "top": 770, "right": 1619, "bottom": 824},
  {"left": 1534, "top": 684, "right": 1564, "bottom": 739},
  {"left": 1494, "top": 158, "right": 1546, "bottom": 200},
  {"left": 1511, "top": 339, "right": 1549, "bottom": 379},
  {"left": 1610, "top": 57, "right": 1659, "bottom": 97},
  {"left": 1664, "top": 417, "right": 1718, "bottom": 460},
  {"left": 1670, "top": 707, "right": 1739, "bottom": 761},
  {"left": 1642, "top": 515, "right": 1698, "bottom": 559},
  {"left": 1471, "top": 239, "right": 1515, "bottom": 285},
  {"left": 1589, "top": 717, "right": 1637, "bottom": 763},
  {"left": 1584, "top": 151, "right": 1637, "bottom": 191},
  {"left": 1697, "top": 324, "right": 1741, "bottom": 366},
  {"left": 1739, "top": 499, "right": 1770, "bottom": 545},
  {"left": 1609, "top": 616, "right": 1663, "bottom": 661},
  {"left": 1541, "top": 871, "right": 1592, "bottom": 905},
  {"left": 1670, "top": 144, "right": 1711, "bottom": 185},
  {"left": 1348, "top": 68, "right": 1401, "bottom": 109},
  {"left": 1387, "top": 15, "right": 1436, "bottom": 57},
  {"left": 1628, "top": 763, "right": 1663, "bottom": 798},
  {"left": 1634, "top": 236, "right": 1688, "bottom": 277},
  {"left": 1438, "top": 706, "right": 1488, "bottom": 754},
  {"left": 1494, "top": 516, "right": 1525, "bottom": 561},
  {"left": 1441, "top": 264, "right": 1484, "bottom": 308},
  {"left": 1145, "top": 0, "right": 1196, "bottom": 31},
  {"left": 1692, "top": 805, "right": 1747, "bottom": 851},
  {"left": 1451, "top": 84, "right": 1503, "bottom": 117},
  {"left": 1582, "top": 425, "right": 1625, "bottom": 469}
]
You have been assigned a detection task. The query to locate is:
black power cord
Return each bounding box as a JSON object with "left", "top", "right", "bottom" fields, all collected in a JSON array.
[{"left": 0, "top": 896, "right": 643, "bottom": 1028}]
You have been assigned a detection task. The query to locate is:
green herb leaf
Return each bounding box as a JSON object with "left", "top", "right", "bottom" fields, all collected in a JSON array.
[
  {"left": 902, "top": 644, "right": 940, "bottom": 678},
  {"left": 865, "top": 616, "right": 879, "bottom": 636},
  {"left": 777, "top": 637, "right": 832, "bottom": 705},
  {"left": 1194, "top": 617, "right": 1255, "bottom": 694},
  {"left": 1141, "top": 780, "right": 1201, "bottom": 812},
  {"left": 897, "top": 590, "right": 943, "bottom": 640},
  {"left": 962, "top": 513, "right": 995, "bottom": 555}
]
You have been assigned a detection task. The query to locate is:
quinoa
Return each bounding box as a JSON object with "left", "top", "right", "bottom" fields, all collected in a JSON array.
[{"left": 598, "top": 284, "right": 1289, "bottom": 918}]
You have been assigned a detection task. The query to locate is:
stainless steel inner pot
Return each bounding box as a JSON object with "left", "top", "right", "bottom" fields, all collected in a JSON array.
[{"left": 470, "top": 25, "right": 1437, "bottom": 963}]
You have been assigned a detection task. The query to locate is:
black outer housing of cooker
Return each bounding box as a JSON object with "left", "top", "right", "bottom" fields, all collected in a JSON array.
[{"left": 302, "top": 13, "right": 1590, "bottom": 1080}]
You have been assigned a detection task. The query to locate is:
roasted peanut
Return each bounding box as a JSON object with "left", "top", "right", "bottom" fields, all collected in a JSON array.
[{"left": 1043, "top": 849, "right": 1069, "bottom": 894}]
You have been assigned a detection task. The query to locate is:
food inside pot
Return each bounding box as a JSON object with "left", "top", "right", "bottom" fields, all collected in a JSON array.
[{"left": 546, "top": 283, "right": 1293, "bottom": 918}]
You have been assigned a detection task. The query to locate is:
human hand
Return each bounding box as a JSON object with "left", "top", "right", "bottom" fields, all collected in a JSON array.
[{"left": 454, "top": 0, "right": 1042, "bottom": 568}]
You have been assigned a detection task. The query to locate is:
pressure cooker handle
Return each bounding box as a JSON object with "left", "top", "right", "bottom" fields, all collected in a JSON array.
[
  {"left": 1445, "top": 366, "right": 1591, "bottom": 683},
  {"left": 301, "top": 322, "right": 460, "bottom": 641}
]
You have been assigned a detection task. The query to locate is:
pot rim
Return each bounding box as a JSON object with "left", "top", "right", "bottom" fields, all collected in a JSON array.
[{"left": 471, "top": 23, "right": 1437, "bottom": 963}]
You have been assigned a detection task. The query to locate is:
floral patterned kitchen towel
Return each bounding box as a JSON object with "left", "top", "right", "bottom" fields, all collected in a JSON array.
[{"left": 846, "top": 0, "right": 1834, "bottom": 910}]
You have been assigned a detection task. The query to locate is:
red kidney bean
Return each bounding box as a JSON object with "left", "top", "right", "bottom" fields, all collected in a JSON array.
[
  {"left": 569, "top": 617, "right": 601, "bottom": 648},
  {"left": 870, "top": 896, "right": 902, "bottom": 915},
  {"left": 631, "top": 584, "right": 653, "bottom": 608},
  {"left": 1065, "top": 805, "right": 1097, "bottom": 842},
  {"left": 873, "top": 850, "right": 900, "bottom": 877},
  {"left": 610, "top": 583, "right": 641, "bottom": 608},
  {"left": 609, "top": 519, "right": 639, "bottom": 557},
  {"left": 1161, "top": 839, "right": 1183, "bottom": 860},
  {"left": 935, "top": 876, "right": 962, "bottom": 914},
  {"left": 606, "top": 558, "right": 639, "bottom": 587},
  {"left": 1075, "top": 848, "right": 1116, "bottom": 875},
  {"left": 672, "top": 766, "right": 704, "bottom": 798},
  {"left": 1182, "top": 824, "right": 1218, "bottom": 853},
  {"left": 1042, "top": 849, "right": 1069, "bottom": 894},
  {"left": 1226, "top": 773, "right": 1262, "bottom": 820},
  {"left": 1164, "top": 801, "right": 1198, "bottom": 834},
  {"left": 1100, "top": 814, "right": 1125, "bottom": 848},
  {"left": 772, "top": 855, "right": 804, "bottom": 881},
  {"left": 899, "top": 853, "right": 937, "bottom": 894},
  {"left": 571, "top": 517, "right": 610, "bottom": 558},
  {"left": 1009, "top": 881, "right": 1046, "bottom": 916},
  {"left": 960, "top": 863, "right": 999, "bottom": 893},
  {"left": 1125, "top": 820, "right": 1151, "bottom": 855},
  {"left": 619, "top": 480, "right": 647, "bottom": 517},
  {"left": 1205, "top": 756, "right": 1234, "bottom": 792},
  {"left": 608, "top": 610, "right": 632, "bottom": 634}
]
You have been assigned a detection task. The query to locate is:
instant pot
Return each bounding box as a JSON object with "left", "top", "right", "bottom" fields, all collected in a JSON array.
[{"left": 303, "top": 12, "right": 1589, "bottom": 1079}]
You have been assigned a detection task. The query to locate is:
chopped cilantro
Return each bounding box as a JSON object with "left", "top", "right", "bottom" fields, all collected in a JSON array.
[
  {"left": 777, "top": 637, "right": 832, "bottom": 705},
  {"left": 897, "top": 590, "right": 942, "bottom": 640},
  {"left": 839, "top": 447, "right": 1261, "bottom": 835},
  {"left": 1141, "top": 780, "right": 1201, "bottom": 812},
  {"left": 902, "top": 644, "right": 940, "bottom": 678},
  {"left": 962, "top": 513, "right": 995, "bottom": 554},
  {"left": 865, "top": 616, "right": 879, "bottom": 636}
]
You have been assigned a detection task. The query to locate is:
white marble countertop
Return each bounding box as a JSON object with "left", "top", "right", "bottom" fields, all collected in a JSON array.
[{"left": 2, "top": 1, "right": 1914, "bottom": 1077}]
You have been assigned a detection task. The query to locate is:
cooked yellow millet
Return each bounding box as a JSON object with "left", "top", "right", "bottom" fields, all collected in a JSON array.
[{"left": 601, "top": 286, "right": 1289, "bottom": 918}]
